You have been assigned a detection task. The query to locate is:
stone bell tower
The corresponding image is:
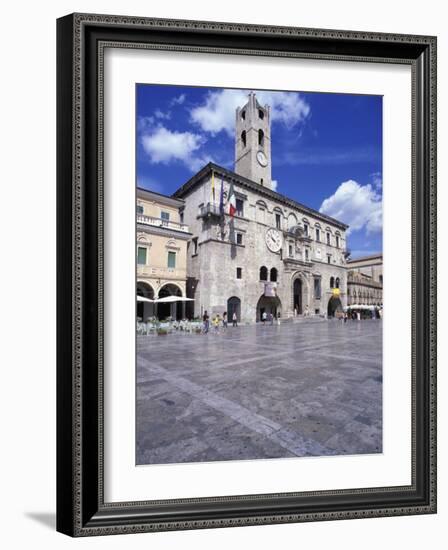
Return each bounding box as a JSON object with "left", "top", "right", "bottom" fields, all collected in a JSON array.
[{"left": 235, "top": 92, "right": 272, "bottom": 189}]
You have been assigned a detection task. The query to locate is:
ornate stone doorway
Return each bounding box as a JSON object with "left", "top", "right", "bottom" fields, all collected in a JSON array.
[
  {"left": 256, "top": 294, "right": 281, "bottom": 322},
  {"left": 227, "top": 296, "right": 241, "bottom": 322},
  {"left": 293, "top": 278, "right": 303, "bottom": 315},
  {"left": 327, "top": 296, "right": 343, "bottom": 317}
]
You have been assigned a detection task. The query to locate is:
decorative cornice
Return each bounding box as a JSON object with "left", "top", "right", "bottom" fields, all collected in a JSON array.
[{"left": 137, "top": 223, "right": 192, "bottom": 240}]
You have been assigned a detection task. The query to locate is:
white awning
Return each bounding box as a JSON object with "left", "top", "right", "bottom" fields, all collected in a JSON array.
[
  {"left": 347, "top": 304, "right": 377, "bottom": 310},
  {"left": 155, "top": 296, "right": 194, "bottom": 303},
  {"left": 137, "top": 295, "right": 154, "bottom": 303}
]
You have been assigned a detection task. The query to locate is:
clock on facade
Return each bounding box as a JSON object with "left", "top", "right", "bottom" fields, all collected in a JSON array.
[
  {"left": 256, "top": 150, "right": 268, "bottom": 167},
  {"left": 265, "top": 228, "right": 282, "bottom": 253}
]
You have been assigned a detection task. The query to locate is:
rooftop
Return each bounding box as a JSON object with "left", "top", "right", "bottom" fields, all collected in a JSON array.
[
  {"left": 172, "top": 162, "right": 349, "bottom": 231},
  {"left": 347, "top": 253, "right": 383, "bottom": 263}
]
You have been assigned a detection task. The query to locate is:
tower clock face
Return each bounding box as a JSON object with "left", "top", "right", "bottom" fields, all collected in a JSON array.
[
  {"left": 265, "top": 228, "right": 282, "bottom": 253},
  {"left": 257, "top": 150, "right": 268, "bottom": 167}
]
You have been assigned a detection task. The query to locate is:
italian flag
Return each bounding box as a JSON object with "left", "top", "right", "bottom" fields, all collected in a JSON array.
[{"left": 228, "top": 181, "right": 236, "bottom": 217}]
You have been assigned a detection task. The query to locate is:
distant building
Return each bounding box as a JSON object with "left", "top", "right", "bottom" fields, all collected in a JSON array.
[
  {"left": 173, "top": 93, "right": 349, "bottom": 323},
  {"left": 346, "top": 253, "right": 383, "bottom": 306},
  {"left": 136, "top": 188, "right": 191, "bottom": 321}
]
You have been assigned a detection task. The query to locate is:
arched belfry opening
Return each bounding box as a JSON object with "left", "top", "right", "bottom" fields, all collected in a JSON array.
[{"left": 241, "top": 130, "right": 246, "bottom": 148}]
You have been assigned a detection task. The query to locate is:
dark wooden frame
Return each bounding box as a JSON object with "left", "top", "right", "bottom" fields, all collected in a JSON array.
[{"left": 57, "top": 13, "right": 437, "bottom": 537}]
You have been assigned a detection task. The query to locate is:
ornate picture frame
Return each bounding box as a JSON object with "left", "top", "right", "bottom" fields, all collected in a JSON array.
[{"left": 57, "top": 13, "right": 437, "bottom": 536}]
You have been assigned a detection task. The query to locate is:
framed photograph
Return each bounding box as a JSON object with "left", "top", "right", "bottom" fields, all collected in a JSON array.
[{"left": 57, "top": 13, "right": 437, "bottom": 536}]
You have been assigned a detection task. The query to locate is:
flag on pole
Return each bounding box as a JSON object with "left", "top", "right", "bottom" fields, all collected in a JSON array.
[
  {"left": 219, "top": 178, "right": 224, "bottom": 216},
  {"left": 211, "top": 170, "right": 215, "bottom": 204},
  {"left": 228, "top": 181, "right": 236, "bottom": 217}
]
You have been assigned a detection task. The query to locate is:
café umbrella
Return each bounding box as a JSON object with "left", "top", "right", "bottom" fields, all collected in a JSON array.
[
  {"left": 137, "top": 295, "right": 154, "bottom": 303},
  {"left": 155, "top": 296, "right": 194, "bottom": 303}
]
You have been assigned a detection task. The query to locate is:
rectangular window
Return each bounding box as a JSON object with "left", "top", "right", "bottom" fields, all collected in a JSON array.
[
  {"left": 161, "top": 211, "right": 170, "bottom": 224},
  {"left": 236, "top": 267, "right": 242, "bottom": 279},
  {"left": 137, "top": 204, "right": 144, "bottom": 215},
  {"left": 258, "top": 207, "right": 265, "bottom": 224},
  {"left": 314, "top": 278, "right": 322, "bottom": 300},
  {"left": 137, "top": 246, "right": 147, "bottom": 265},
  {"left": 288, "top": 244, "right": 293, "bottom": 257},
  {"left": 304, "top": 224, "right": 309, "bottom": 236},
  {"left": 305, "top": 249, "right": 309, "bottom": 261},
  {"left": 336, "top": 235, "right": 340, "bottom": 248},
  {"left": 275, "top": 213, "right": 281, "bottom": 229},
  {"left": 326, "top": 232, "right": 331, "bottom": 245},
  {"left": 327, "top": 255, "right": 331, "bottom": 264},
  {"left": 236, "top": 233, "right": 243, "bottom": 245},
  {"left": 236, "top": 198, "right": 244, "bottom": 217},
  {"left": 192, "top": 237, "right": 198, "bottom": 255},
  {"left": 167, "top": 251, "right": 176, "bottom": 268},
  {"left": 316, "top": 228, "right": 320, "bottom": 242}
]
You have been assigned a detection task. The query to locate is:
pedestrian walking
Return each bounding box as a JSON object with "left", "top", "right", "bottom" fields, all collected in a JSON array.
[
  {"left": 262, "top": 311, "right": 267, "bottom": 325},
  {"left": 202, "top": 310, "right": 209, "bottom": 334},
  {"left": 222, "top": 311, "right": 228, "bottom": 328},
  {"left": 232, "top": 312, "right": 238, "bottom": 327},
  {"left": 268, "top": 312, "right": 274, "bottom": 325},
  {"left": 213, "top": 315, "right": 220, "bottom": 334}
]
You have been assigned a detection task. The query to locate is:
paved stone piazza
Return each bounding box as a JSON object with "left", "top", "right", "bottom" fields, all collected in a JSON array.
[{"left": 136, "top": 319, "right": 382, "bottom": 465}]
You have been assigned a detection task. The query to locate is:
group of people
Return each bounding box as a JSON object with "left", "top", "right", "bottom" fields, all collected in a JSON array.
[
  {"left": 260, "top": 311, "right": 281, "bottom": 326},
  {"left": 202, "top": 310, "right": 238, "bottom": 334}
]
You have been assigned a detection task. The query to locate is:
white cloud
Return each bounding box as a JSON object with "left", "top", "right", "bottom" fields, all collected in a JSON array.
[
  {"left": 190, "top": 89, "right": 310, "bottom": 136},
  {"left": 137, "top": 116, "right": 154, "bottom": 132},
  {"left": 140, "top": 126, "right": 207, "bottom": 171},
  {"left": 170, "top": 93, "right": 186, "bottom": 106},
  {"left": 154, "top": 109, "right": 171, "bottom": 120},
  {"left": 371, "top": 171, "right": 382, "bottom": 190},
  {"left": 271, "top": 179, "right": 278, "bottom": 192},
  {"left": 319, "top": 179, "right": 382, "bottom": 235}
]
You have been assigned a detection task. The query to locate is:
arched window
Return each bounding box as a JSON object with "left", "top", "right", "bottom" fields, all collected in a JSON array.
[
  {"left": 258, "top": 109, "right": 264, "bottom": 120},
  {"left": 335, "top": 277, "right": 340, "bottom": 289},
  {"left": 258, "top": 129, "right": 264, "bottom": 146},
  {"left": 241, "top": 130, "right": 246, "bottom": 147},
  {"left": 330, "top": 276, "right": 334, "bottom": 288},
  {"left": 270, "top": 267, "right": 278, "bottom": 282},
  {"left": 287, "top": 213, "right": 298, "bottom": 230},
  {"left": 260, "top": 266, "right": 268, "bottom": 281},
  {"left": 241, "top": 110, "right": 246, "bottom": 120}
]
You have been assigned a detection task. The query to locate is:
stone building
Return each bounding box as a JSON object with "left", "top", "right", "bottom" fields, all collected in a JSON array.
[
  {"left": 173, "top": 93, "right": 349, "bottom": 323},
  {"left": 347, "top": 254, "right": 383, "bottom": 306},
  {"left": 136, "top": 188, "right": 191, "bottom": 321}
]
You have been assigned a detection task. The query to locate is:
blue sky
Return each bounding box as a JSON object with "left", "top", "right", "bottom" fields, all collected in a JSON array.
[{"left": 136, "top": 84, "right": 383, "bottom": 258}]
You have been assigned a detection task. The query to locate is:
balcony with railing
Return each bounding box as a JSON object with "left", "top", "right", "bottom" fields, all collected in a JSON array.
[
  {"left": 137, "top": 214, "right": 189, "bottom": 233},
  {"left": 198, "top": 202, "right": 222, "bottom": 219}
]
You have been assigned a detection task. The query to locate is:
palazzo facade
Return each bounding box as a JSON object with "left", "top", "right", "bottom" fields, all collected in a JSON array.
[
  {"left": 136, "top": 188, "right": 191, "bottom": 321},
  {"left": 173, "top": 93, "right": 349, "bottom": 323},
  {"left": 347, "top": 254, "right": 383, "bottom": 306}
]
